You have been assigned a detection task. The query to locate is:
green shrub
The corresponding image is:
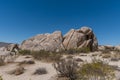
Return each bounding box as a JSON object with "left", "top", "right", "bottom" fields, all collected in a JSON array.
[
  {"left": 78, "top": 59, "right": 115, "bottom": 80},
  {"left": 76, "top": 47, "right": 90, "bottom": 53},
  {"left": 31, "top": 50, "right": 62, "bottom": 62},
  {"left": 65, "top": 47, "right": 91, "bottom": 54},
  {"left": 53, "top": 58, "right": 115, "bottom": 80},
  {"left": 0, "top": 76, "right": 3, "bottom": 80},
  {"left": 0, "top": 57, "right": 5, "bottom": 66},
  {"left": 19, "top": 50, "right": 31, "bottom": 55}
]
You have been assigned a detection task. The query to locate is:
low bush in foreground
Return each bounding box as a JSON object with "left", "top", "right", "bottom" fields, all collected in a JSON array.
[
  {"left": 53, "top": 59, "right": 79, "bottom": 80},
  {"left": 19, "top": 50, "right": 31, "bottom": 55},
  {"left": 0, "top": 57, "right": 5, "bottom": 66},
  {"left": 54, "top": 59, "right": 115, "bottom": 80},
  {"left": 0, "top": 76, "right": 3, "bottom": 80},
  {"left": 79, "top": 59, "right": 115, "bottom": 80}
]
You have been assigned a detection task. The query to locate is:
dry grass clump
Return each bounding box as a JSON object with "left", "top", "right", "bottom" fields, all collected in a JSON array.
[
  {"left": 33, "top": 67, "right": 47, "bottom": 75},
  {"left": 19, "top": 50, "right": 31, "bottom": 55},
  {"left": 8, "top": 66, "right": 25, "bottom": 75}
]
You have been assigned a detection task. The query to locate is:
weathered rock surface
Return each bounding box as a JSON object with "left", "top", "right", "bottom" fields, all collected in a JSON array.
[
  {"left": 20, "top": 27, "right": 98, "bottom": 52},
  {"left": 63, "top": 27, "right": 98, "bottom": 51},
  {"left": 20, "top": 31, "right": 64, "bottom": 51}
]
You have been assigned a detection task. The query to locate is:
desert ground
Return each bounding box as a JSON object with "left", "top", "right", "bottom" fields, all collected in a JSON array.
[{"left": 0, "top": 51, "right": 120, "bottom": 80}]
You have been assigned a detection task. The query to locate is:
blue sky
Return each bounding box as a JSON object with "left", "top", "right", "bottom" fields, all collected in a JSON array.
[{"left": 0, "top": 0, "right": 120, "bottom": 45}]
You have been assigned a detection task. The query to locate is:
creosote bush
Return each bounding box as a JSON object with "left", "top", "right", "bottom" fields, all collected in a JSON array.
[
  {"left": 53, "top": 59, "right": 78, "bottom": 80},
  {"left": 0, "top": 57, "right": 5, "bottom": 66},
  {"left": 65, "top": 47, "right": 91, "bottom": 54},
  {"left": 19, "top": 50, "right": 62, "bottom": 62},
  {"left": 54, "top": 59, "right": 115, "bottom": 80},
  {"left": 19, "top": 50, "right": 31, "bottom": 55},
  {"left": 31, "top": 50, "right": 62, "bottom": 62},
  {"left": 0, "top": 76, "right": 3, "bottom": 80}
]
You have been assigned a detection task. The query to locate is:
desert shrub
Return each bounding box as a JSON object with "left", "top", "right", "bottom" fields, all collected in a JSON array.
[
  {"left": 0, "top": 76, "right": 3, "bottom": 80},
  {"left": 31, "top": 50, "right": 51, "bottom": 61},
  {"left": 78, "top": 59, "right": 115, "bottom": 80},
  {"left": 53, "top": 58, "right": 115, "bottom": 80},
  {"left": 31, "top": 50, "right": 62, "bottom": 62},
  {"left": 76, "top": 47, "right": 90, "bottom": 53},
  {"left": 65, "top": 47, "right": 91, "bottom": 54},
  {"left": 19, "top": 50, "right": 31, "bottom": 55},
  {"left": 53, "top": 59, "right": 78, "bottom": 80},
  {"left": 33, "top": 68, "right": 47, "bottom": 75},
  {"left": 0, "top": 57, "right": 5, "bottom": 66}
]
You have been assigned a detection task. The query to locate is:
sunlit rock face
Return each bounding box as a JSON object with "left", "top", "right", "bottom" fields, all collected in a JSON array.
[{"left": 20, "top": 26, "right": 98, "bottom": 52}]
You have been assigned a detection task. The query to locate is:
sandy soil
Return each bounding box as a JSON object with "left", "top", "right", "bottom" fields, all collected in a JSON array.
[
  {"left": 0, "top": 52, "right": 120, "bottom": 80},
  {"left": 0, "top": 56, "right": 57, "bottom": 80}
]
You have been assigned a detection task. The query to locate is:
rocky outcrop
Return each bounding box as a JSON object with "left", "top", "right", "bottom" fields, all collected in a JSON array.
[
  {"left": 63, "top": 27, "right": 98, "bottom": 51},
  {"left": 20, "top": 31, "right": 64, "bottom": 52},
  {"left": 20, "top": 26, "right": 98, "bottom": 52}
]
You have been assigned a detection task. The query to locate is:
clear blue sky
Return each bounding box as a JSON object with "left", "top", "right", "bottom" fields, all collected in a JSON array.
[{"left": 0, "top": 0, "right": 120, "bottom": 45}]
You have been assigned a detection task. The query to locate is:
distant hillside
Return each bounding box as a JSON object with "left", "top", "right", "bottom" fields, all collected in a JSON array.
[{"left": 0, "top": 42, "right": 12, "bottom": 47}]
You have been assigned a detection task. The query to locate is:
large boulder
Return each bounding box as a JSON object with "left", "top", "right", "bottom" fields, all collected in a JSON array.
[
  {"left": 63, "top": 27, "right": 98, "bottom": 51},
  {"left": 20, "top": 31, "right": 64, "bottom": 52},
  {"left": 20, "top": 27, "right": 98, "bottom": 52}
]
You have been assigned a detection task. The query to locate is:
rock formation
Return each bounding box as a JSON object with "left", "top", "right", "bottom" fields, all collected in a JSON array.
[{"left": 20, "top": 26, "right": 98, "bottom": 52}]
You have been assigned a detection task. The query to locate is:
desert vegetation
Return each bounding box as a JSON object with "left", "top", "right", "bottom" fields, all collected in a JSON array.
[
  {"left": 53, "top": 58, "right": 115, "bottom": 80},
  {"left": 0, "top": 57, "right": 5, "bottom": 66},
  {"left": 33, "top": 67, "right": 47, "bottom": 75},
  {"left": 79, "top": 59, "right": 115, "bottom": 80}
]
